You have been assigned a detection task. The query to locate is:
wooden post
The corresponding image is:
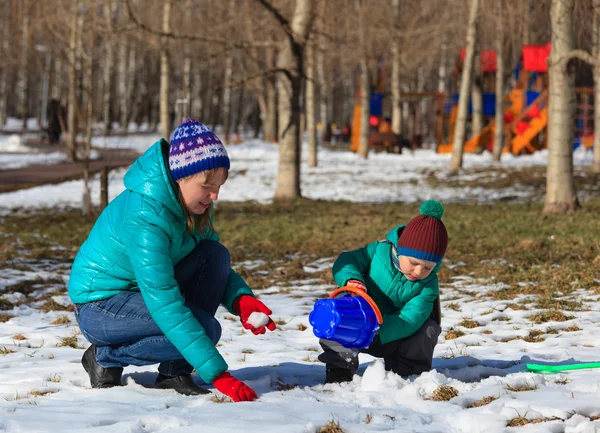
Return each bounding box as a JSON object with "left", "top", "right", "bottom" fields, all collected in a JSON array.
[{"left": 100, "top": 167, "right": 109, "bottom": 210}]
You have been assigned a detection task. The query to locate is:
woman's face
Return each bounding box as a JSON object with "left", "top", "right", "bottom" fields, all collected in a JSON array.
[{"left": 177, "top": 168, "right": 228, "bottom": 215}]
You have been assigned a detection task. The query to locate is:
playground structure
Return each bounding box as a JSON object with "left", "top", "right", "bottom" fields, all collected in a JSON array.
[
  {"left": 437, "top": 43, "right": 594, "bottom": 155},
  {"left": 349, "top": 60, "right": 443, "bottom": 154}
]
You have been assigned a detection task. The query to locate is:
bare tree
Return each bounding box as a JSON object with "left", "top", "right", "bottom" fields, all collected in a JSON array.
[
  {"left": 356, "top": 0, "right": 370, "bottom": 159},
  {"left": 160, "top": 0, "right": 172, "bottom": 140},
  {"left": 593, "top": 0, "right": 600, "bottom": 173},
  {"left": 493, "top": 0, "right": 505, "bottom": 161},
  {"left": 66, "top": 1, "right": 81, "bottom": 162},
  {"left": 471, "top": 43, "right": 483, "bottom": 139},
  {"left": 544, "top": 0, "right": 580, "bottom": 214},
  {"left": 102, "top": 0, "right": 115, "bottom": 137},
  {"left": 391, "top": 0, "right": 402, "bottom": 135},
  {"left": 17, "top": 0, "right": 31, "bottom": 129},
  {"left": 0, "top": 6, "right": 9, "bottom": 127},
  {"left": 450, "top": 0, "right": 479, "bottom": 173},
  {"left": 306, "top": 41, "right": 318, "bottom": 167},
  {"left": 258, "top": 0, "right": 316, "bottom": 200}
]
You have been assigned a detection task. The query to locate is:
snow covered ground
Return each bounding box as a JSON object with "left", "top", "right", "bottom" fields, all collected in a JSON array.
[
  {"left": 1, "top": 126, "right": 599, "bottom": 433},
  {"left": 0, "top": 126, "right": 596, "bottom": 211}
]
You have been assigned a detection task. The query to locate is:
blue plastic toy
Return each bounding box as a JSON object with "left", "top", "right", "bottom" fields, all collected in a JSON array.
[{"left": 309, "top": 286, "right": 383, "bottom": 349}]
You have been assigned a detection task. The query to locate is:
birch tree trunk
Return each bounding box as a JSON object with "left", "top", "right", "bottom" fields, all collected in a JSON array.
[
  {"left": 593, "top": 1, "right": 600, "bottom": 173},
  {"left": 18, "top": 0, "right": 30, "bottom": 129},
  {"left": 438, "top": 34, "right": 447, "bottom": 94},
  {"left": 182, "top": 55, "right": 191, "bottom": 120},
  {"left": 222, "top": 54, "right": 233, "bottom": 142},
  {"left": 181, "top": 0, "right": 193, "bottom": 121},
  {"left": 83, "top": 15, "right": 95, "bottom": 217},
  {"left": 52, "top": 58, "right": 63, "bottom": 102},
  {"left": 544, "top": 0, "right": 579, "bottom": 214},
  {"left": 316, "top": 1, "right": 329, "bottom": 143},
  {"left": 471, "top": 44, "right": 483, "bottom": 138},
  {"left": 0, "top": 10, "right": 8, "bottom": 127},
  {"left": 450, "top": 0, "right": 479, "bottom": 174},
  {"left": 118, "top": 42, "right": 128, "bottom": 132},
  {"left": 126, "top": 47, "right": 136, "bottom": 125},
  {"left": 102, "top": 0, "right": 114, "bottom": 136},
  {"left": 67, "top": 1, "right": 81, "bottom": 162},
  {"left": 268, "top": 0, "right": 315, "bottom": 200},
  {"left": 264, "top": 47, "right": 278, "bottom": 143},
  {"left": 493, "top": 0, "right": 505, "bottom": 162},
  {"left": 356, "top": 0, "right": 370, "bottom": 159},
  {"left": 160, "top": 0, "right": 172, "bottom": 140},
  {"left": 191, "top": 63, "right": 202, "bottom": 118},
  {"left": 391, "top": 0, "right": 402, "bottom": 135},
  {"left": 306, "top": 42, "right": 317, "bottom": 167}
]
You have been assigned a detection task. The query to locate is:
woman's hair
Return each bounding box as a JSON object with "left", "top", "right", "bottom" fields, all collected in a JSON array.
[{"left": 175, "top": 168, "right": 228, "bottom": 234}]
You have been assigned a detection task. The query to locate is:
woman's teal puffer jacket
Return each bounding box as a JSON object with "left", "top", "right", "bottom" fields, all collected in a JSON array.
[
  {"left": 68, "top": 139, "right": 253, "bottom": 383},
  {"left": 332, "top": 225, "right": 440, "bottom": 344}
]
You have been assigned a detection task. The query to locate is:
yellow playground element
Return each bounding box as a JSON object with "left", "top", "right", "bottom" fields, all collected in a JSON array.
[{"left": 438, "top": 89, "right": 535, "bottom": 155}]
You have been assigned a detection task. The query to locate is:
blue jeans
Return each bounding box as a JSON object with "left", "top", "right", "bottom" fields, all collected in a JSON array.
[{"left": 75, "top": 240, "right": 230, "bottom": 377}]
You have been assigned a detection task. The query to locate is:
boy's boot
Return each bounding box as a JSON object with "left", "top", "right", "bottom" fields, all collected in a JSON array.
[
  {"left": 81, "top": 344, "right": 123, "bottom": 388},
  {"left": 325, "top": 364, "right": 354, "bottom": 384},
  {"left": 155, "top": 373, "right": 211, "bottom": 396}
]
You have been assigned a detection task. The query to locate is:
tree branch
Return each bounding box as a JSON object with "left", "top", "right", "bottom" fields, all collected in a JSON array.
[
  {"left": 125, "top": 1, "right": 278, "bottom": 48},
  {"left": 554, "top": 49, "right": 596, "bottom": 67},
  {"left": 255, "top": 0, "right": 294, "bottom": 40}
]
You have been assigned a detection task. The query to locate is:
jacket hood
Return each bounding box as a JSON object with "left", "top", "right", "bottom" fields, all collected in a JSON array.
[
  {"left": 385, "top": 225, "right": 405, "bottom": 244},
  {"left": 123, "top": 139, "right": 183, "bottom": 218}
]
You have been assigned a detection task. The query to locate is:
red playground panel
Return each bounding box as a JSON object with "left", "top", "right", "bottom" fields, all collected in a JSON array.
[{"left": 522, "top": 44, "right": 551, "bottom": 72}]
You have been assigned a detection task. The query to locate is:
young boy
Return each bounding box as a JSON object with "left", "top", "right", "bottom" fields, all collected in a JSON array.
[{"left": 319, "top": 200, "right": 448, "bottom": 383}]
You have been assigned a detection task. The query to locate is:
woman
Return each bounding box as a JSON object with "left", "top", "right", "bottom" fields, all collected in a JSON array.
[{"left": 68, "top": 119, "right": 275, "bottom": 402}]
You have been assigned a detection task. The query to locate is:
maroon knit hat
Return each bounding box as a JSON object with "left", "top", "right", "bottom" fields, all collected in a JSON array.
[{"left": 397, "top": 200, "right": 448, "bottom": 264}]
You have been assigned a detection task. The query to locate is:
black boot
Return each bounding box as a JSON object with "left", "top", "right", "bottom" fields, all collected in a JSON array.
[
  {"left": 155, "top": 374, "right": 211, "bottom": 396},
  {"left": 325, "top": 365, "right": 354, "bottom": 384},
  {"left": 81, "top": 344, "right": 123, "bottom": 388}
]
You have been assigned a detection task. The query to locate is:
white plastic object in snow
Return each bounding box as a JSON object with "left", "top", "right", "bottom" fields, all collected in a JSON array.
[{"left": 247, "top": 312, "right": 270, "bottom": 328}]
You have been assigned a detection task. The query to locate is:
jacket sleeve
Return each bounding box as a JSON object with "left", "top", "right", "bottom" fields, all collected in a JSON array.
[
  {"left": 122, "top": 208, "right": 228, "bottom": 383},
  {"left": 204, "top": 227, "right": 254, "bottom": 313},
  {"left": 377, "top": 276, "right": 439, "bottom": 344},
  {"left": 332, "top": 241, "right": 378, "bottom": 287}
]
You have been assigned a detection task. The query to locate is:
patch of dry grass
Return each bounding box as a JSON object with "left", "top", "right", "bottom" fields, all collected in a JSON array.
[
  {"left": 469, "top": 395, "right": 498, "bottom": 408},
  {"left": 506, "top": 415, "right": 561, "bottom": 427},
  {"left": 505, "top": 381, "right": 539, "bottom": 392},
  {"left": 528, "top": 311, "right": 576, "bottom": 324},
  {"left": 521, "top": 329, "right": 545, "bottom": 343},
  {"left": 49, "top": 314, "right": 70, "bottom": 325},
  {"left": 445, "top": 328, "right": 465, "bottom": 340},
  {"left": 56, "top": 334, "right": 81, "bottom": 349},
  {"left": 1, "top": 346, "right": 16, "bottom": 355},
  {"left": 458, "top": 319, "right": 480, "bottom": 328},
  {"left": 431, "top": 385, "right": 459, "bottom": 401},
  {"left": 446, "top": 302, "right": 460, "bottom": 311},
  {"left": 318, "top": 418, "right": 345, "bottom": 433}
]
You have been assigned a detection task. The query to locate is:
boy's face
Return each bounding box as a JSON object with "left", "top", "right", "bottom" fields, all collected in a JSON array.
[{"left": 399, "top": 256, "right": 437, "bottom": 281}]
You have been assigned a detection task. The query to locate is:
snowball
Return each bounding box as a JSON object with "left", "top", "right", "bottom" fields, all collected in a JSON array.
[{"left": 247, "top": 312, "right": 270, "bottom": 328}]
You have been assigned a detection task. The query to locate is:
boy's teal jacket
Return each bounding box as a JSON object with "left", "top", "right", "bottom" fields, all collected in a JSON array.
[
  {"left": 332, "top": 226, "right": 440, "bottom": 344},
  {"left": 68, "top": 139, "right": 253, "bottom": 383}
]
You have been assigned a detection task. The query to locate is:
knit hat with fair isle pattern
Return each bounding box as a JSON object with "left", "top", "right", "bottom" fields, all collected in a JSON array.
[{"left": 168, "top": 118, "right": 230, "bottom": 181}]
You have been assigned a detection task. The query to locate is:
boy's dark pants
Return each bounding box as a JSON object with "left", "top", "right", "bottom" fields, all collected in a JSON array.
[{"left": 318, "top": 317, "right": 441, "bottom": 377}]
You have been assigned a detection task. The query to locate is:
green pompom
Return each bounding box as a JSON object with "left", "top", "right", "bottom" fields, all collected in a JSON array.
[{"left": 420, "top": 200, "right": 444, "bottom": 220}]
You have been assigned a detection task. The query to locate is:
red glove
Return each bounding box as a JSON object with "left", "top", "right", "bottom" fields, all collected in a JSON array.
[
  {"left": 233, "top": 295, "right": 276, "bottom": 335},
  {"left": 346, "top": 279, "right": 367, "bottom": 293},
  {"left": 213, "top": 372, "right": 257, "bottom": 402}
]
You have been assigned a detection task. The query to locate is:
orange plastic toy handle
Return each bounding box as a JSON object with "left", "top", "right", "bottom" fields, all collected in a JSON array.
[{"left": 330, "top": 286, "right": 383, "bottom": 325}]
